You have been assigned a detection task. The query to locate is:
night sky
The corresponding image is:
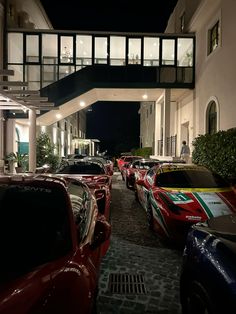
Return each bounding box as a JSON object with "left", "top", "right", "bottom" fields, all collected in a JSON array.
[{"left": 40, "top": 0, "right": 177, "bottom": 156}]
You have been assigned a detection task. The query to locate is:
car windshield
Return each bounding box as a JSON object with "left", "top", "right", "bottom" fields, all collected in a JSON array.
[
  {"left": 156, "top": 169, "right": 229, "bottom": 188},
  {"left": 140, "top": 162, "right": 159, "bottom": 170},
  {"left": 0, "top": 183, "right": 72, "bottom": 281},
  {"left": 57, "top": 162, "right": 105, "bottom": 175}
]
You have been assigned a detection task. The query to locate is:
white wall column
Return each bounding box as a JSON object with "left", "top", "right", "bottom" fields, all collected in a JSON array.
[
  {"left": 0, "top": 112, "right": 4, "bottom": 160},
  {"left": 163, "top": 89, "right": 171, "bottom": 156},
  {"left": 29, "top": 109, "right": 36, "bottom": 172},
  {"left": 154, "top": 101, "right": 162, "bottom": 156},
  {"left": 6, "top": 119, "right": 16, "bottom": 154}
]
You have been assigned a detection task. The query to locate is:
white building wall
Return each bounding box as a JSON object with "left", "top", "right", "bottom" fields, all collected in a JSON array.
[
  {"left": 139, "top": 102, "right": 155, "bottom": 149},
  {"left": 193, "top": 0, "right": 236, "bottom": 133},
  {"left": 163, "top": 0, "right": 236, "bottom": 158}
]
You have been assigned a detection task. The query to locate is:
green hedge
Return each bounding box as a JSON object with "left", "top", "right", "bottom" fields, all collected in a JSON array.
[
  {"left": 131, "top": 147, "right": 152, "bottom": 158},
  {"left": 192, "top": 128, "right": 236, "bottom": 181}
]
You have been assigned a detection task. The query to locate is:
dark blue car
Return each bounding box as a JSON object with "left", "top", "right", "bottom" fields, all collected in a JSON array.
[{"left": 180, "top": 214, "right": 236, "bottom": 314}]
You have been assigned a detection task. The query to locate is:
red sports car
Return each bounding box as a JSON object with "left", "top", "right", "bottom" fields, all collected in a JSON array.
[
  {"left": 135, "top": 163, "right": 236, "bottom": 246},
  {"left": 55, "top": 160, "right": 112, "bottom": 221},
  {"left": 125, "top": 158, "right": 160, "bottom": 189},
  {"left": 0, "top": 174, "right": 111, "bottom": 314},
  {"left": 117, "top": 155, "right": 142, "bottom": 172}
]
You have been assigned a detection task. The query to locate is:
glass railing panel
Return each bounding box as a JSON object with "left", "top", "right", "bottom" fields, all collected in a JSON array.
[
  {"left": 59, "top": 65, "right": 75, "bottom": 80},
  {"left": 26, "top": 34, "right": 39, "bottom": 63},
  {"left": 177, "top": 38, "right": 194, "bottom": 66},
  {"left": 60, "top": 36, "right": 74, "bottom": 64},
  {"left": 25, "top": 65, "right": 40, "bottom": 90},
  {"left": 128, "top": 38, "right": 141, "bottom": 65},
  {"left": 162, "top": 39, "right": 175, "bottom": 66},
  {"left": 8, "top": 33, "right": 23, "bottom": 63},
  {"left": 94, "top": 37, "right": 108, "bottom": 64},
  {"left": 42, "top": 34, "right": 58, "bottom": 64},
  {"left": 42, "top": 65, "right": 58, "bottom": 87},
  {"left": 110, "top": 36, "right": 126, "bottom": 65},
  {"left": 8, "top": 64, "right": 23, "bottom": 81},
  {"left": 76, "top": 35, "right": 92, "bottom": 65},
  {"left": 144, "top": 37, "right": 159, "bottom": 66}
]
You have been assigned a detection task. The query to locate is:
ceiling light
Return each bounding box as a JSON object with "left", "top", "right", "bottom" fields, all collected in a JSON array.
[
  {"left": 56, "top": 113, "right": 62, "bottom": 119},
  {"left": 80, "top": 101, "right": 85, "bottom": 107},
  {"left": 142, "top": 94, "right": 148, "bottom": 100}
]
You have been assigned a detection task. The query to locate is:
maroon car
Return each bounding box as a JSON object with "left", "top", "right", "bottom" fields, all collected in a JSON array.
[{"left": 0, "top": 174, "right": 111, "bottom": 314}]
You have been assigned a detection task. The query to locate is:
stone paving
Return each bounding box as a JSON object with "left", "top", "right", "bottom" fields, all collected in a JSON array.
[{"left": 97, "top": 172, "right": 183, "bottom": 314}]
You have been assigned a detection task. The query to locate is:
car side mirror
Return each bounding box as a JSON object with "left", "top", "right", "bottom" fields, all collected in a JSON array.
[{"left": 90, "top": 215, "right": 111, "bottom": 250}]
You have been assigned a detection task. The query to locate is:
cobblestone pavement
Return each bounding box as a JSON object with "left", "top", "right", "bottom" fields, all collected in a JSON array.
[{"left": 97, "top": 172, "right": 183, "bottom": 314}]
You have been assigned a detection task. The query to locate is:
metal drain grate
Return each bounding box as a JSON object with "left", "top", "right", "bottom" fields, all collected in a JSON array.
[{"left": 108, "top": 273, "right": 146, "bottom": 294}]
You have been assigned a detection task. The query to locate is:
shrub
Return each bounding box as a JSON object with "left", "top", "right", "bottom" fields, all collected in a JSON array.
[
  {"left": 192, "top": 128, "right": 236, "bottom": 181},
  {"left": 131, "top": 147, "right": 152, "bottom": 158}
]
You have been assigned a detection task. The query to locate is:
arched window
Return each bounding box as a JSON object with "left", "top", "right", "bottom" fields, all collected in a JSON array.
[{"left": 206, "top": 101, "right": 217, "bottom": 134}]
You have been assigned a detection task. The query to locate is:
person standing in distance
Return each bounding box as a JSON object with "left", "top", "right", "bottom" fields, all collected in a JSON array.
[{"left": 180, "top": 140, "right": 190, "bottom": 163}]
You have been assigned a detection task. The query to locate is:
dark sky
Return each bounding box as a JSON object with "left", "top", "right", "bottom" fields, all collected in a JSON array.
[
  {"left": 40, "top": 0, "right": 177, "bottom": 156},
  {"left": 40, "top": 1, "right": 177, "bottom": 33}
]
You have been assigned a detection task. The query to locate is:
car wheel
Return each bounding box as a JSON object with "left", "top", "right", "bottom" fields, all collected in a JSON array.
[
  {"left": 147, "top": 203, "right": 154, "bottom": 230},
  {"left": 181, "top": 280, "right": 216, "bottom": 314}
]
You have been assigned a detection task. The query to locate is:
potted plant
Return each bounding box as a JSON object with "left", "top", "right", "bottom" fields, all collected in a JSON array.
[{"left": 5, "top": 152, "right": 28, "bottom": 173}]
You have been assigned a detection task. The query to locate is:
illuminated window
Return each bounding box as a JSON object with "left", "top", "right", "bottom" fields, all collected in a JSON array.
[
  {"left": 208, "top": 21, "right": 220, "bottom": 54},
  {"left": 206, "top": 101, "right": 217, "bottom": 134}
]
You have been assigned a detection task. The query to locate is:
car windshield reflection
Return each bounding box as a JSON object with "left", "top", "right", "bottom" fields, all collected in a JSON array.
[{"left": 156, "top": 170, "right": 229, "bottom": 188}]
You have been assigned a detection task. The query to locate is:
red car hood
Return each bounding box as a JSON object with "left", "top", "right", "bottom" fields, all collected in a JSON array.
[{"left": 155, "top": 187, "right": 236, "bottom": 222}]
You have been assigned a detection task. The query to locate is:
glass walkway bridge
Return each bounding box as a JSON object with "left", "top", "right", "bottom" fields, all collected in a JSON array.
[{"left": 6, "top": 29, "right": 195, "bottom": 119}]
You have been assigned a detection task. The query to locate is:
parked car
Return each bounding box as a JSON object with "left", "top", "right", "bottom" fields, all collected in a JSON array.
[
  {"left": 55, "top": 160, "right": 112, "bottom": 220},
  {"left": 0, "top": 174, "right": 111, "bottom": 314},
  {"left": 117, "top": 155, "right": 143, "bottom": 172},
  {"left": 124, "top": 158, "right": 160, "bottom": 189},
  {"left": 135, "top": 163, "right": 236, "bottom": 246},
  {"left": 180, "top": 213, "right": 236, "bottom": 314},
  {"left": 83, "top": 156, "right": 114, "bottom": 176}
]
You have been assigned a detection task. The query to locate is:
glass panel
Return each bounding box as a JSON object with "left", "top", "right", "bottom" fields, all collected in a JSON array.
[
  {"left": 162, "top": 39, "right": 175, "bottom": 65},
  {"left": 25, "top": 65, "right": 40, "bottom": 89},
  {"left": 42, "top": 34, "right": 58, "bottom": 64},
  {"left": 110, "top": 36, "right": 125, "bottom": 65},
  {"left": 26, "top": 35, "right": 39, "bottom": 63},
  {"left": 7, "top": 65, "right": 23, "bottom": 81},
  {"left": 128, "top": 38, "right": 141, "bottom": 64},
  {"left": 60, "top": 36, "right": 74, "bottom": 64},
  {"left": 8, "top": 33, "right": 23, "bottom": 63},
  {"left": 94, "top": 37, "right": 108, "bottom": 64},
  {"left": 144, "top": 37, "right": 159, "bottom": 66},
  {"left": 76, "top": 35, "right": 92, "bottom": 66},
  {"left": 42, "top": 65, "right": 58, "bottom": 87},
  {"left": 177, "top": 38, "right": 193, "bottom": 66},
  {"left": 59, "top": 66, "right": 75, "bottom": 80}
]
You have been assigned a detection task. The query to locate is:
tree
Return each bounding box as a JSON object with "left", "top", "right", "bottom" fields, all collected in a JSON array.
[{"left": 36, "top": 132, "right": 60, "bottom": 171}]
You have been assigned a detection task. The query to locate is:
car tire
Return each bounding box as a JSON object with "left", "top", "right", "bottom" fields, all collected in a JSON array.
[
  {"left": 147, "top": 203, "right": 154, "bottom": 230},
  {"left": 181, "top": 279, "right": 216, "bottom": 314}
]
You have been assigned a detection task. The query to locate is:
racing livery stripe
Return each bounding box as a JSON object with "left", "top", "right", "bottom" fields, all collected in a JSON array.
[
  {"left": 193, "top": 192, "right": 232, "bottom": 218},
  {"left": 193, "top": 192, "right": 213, "bottom": 218},
  {"left": 150, "top": 191, "right": 170, "bottom": 236},
  {"left": 161, "top": 187, "right": 231, "bottom": 193}
]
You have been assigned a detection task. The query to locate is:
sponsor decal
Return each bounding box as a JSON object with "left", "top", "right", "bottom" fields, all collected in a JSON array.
[
  {"left": 164, "top": 192, "right": 194, "bottom": 204},
  {"left": 185, "top": 215, "right": 202, "bottom": 221},
  {"left": 193, "top": 192, "right": 231, "bottom": 218}
]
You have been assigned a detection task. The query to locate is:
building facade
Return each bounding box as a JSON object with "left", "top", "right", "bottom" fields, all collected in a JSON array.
[
  {"left": 140, "top": 0, "right": 236, "bottom": 160},
  {"left": 0, "top": 0, "right": 87, "bottom": 170}
]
